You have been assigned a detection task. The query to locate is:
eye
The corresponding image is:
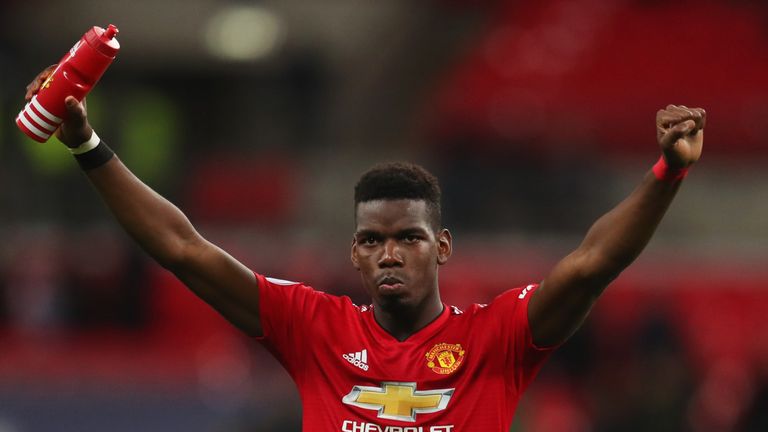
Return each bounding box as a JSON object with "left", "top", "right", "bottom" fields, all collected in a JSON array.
[
  {"left": 360, "top": 235, "right": 378, "bottom": 245},
  {"left": 404, "top": 234, "right": 421, "bottom": 244}
]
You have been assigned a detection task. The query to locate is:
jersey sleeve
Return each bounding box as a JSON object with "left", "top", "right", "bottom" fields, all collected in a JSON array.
[
  {"left": 490, "top": 284, "right": 559, "bottom": 393},
  {"left": 253, "top": 272, "right": 328, "bottom": 383}
]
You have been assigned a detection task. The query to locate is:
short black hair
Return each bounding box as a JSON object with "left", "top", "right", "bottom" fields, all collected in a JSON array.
[{"left": 354, "top": 162, "right": 442, "bottom": 231}]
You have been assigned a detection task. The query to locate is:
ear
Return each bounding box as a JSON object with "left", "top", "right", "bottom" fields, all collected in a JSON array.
[
  {"left": 351, "top": 237, "right": 360, "bottom": 270},
  {"left": 436, "top": 229, "right": 452, "bottom": 265}
]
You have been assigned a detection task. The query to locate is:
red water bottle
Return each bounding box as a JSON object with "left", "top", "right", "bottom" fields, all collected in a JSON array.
[{"left": 16, "top": 24, "right": 120, "bottom": 142}]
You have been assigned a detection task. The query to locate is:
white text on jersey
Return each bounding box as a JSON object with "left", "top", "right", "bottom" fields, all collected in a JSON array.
[
  {"left": 518, "top": 284, "right": 535, "bottom": 300},
  {"left": 343, "top": 349, "right": 370, "bottom": 371},
  {"left": 341, "top": 421, "right": 454, "bottom": 432}
]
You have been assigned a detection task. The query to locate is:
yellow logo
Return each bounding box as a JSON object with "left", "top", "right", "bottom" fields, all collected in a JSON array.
[
  {"left": 425, "top": 343, "right": 465, "bottom": 375},
  {"left": 41, "top": 76, "right": 54, "bottom": 90},
  {"left": 342, "top": 382, "right": 454, "bottom": 422}
]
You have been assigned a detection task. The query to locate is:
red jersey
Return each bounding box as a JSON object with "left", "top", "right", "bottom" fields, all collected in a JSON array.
[{"left": 255, "top": 273, "right": 556, "bottom": 432}]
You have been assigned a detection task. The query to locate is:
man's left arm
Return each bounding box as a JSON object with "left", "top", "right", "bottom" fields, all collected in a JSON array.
[{"left": 529, "top": 105, "right": 706, "bottom": 347}]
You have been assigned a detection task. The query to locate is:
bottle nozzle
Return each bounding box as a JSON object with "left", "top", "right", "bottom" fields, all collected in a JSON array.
[{"left": 104, "top": 24, "right": 119, "bottom": 40}]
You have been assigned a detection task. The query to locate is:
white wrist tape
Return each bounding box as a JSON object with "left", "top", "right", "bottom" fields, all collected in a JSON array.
[{"left": 68, "top": 130, "right": 101, "bottom": 155}]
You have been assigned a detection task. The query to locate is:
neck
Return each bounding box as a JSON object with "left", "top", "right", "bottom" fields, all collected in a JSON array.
[{"left": 373, "top": 294, "right": 444, "bottom": 342}]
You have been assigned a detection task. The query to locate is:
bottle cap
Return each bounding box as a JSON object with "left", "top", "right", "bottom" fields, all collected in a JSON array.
[
  {"left": 104, "top": 24, "right": 119, "bottom": 40},
  {"left": 85, "top": 24, "right": 120, "bottom": 57}
]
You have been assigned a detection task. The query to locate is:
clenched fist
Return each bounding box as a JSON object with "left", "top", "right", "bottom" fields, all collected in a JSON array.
[{"left": 656, "top": 105, "right": 706, "bottom": 169}]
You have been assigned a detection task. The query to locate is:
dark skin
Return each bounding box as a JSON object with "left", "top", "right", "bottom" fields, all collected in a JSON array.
[
  {"left": 27, "top": 67, "right": 263, "bottom": 337},
  {"left": 25, "top": 66, "right": 705, "bottom": 346},
  {"left": 352, "top": 199, "right": 451, "bottom": 341},
  {"left": 532, "top": 105, "right": 704, "bottom": 346}
]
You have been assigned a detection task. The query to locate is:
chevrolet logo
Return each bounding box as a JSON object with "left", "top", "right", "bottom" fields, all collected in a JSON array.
[{"left": 342, "top": 382, "right": 454, "bottom": 422}]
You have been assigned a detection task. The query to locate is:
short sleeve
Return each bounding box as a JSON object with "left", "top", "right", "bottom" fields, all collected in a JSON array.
[
  {"left": 488, "top": 284, "right": 559, "bottom": 393},
  {"left": 253, "top": 272, "right": 326, "bottom": 382}
]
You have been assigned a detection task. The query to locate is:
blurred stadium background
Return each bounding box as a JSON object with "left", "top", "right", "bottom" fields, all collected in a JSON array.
[{"left": 1, "top": 0, "right": 767, "bottom": 431}]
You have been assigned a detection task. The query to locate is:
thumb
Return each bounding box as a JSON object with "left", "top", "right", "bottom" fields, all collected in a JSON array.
[
  {"left": 64, "top": 96, "right": 86, "bottom": 124},
  {"left": 660, "top": 119, "right": 695, "bottom": 149},
  {"left": 58, "top": 96, "right": 93, "bottom": 147}
]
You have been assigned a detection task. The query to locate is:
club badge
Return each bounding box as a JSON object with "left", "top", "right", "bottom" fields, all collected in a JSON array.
[{"left": 425, "top": 343, "right": 465, "bottom": 375}]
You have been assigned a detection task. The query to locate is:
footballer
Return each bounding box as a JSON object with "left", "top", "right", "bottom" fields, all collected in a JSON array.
[{"left": 24, "top": 65, "right": 705, "bottom": 431}]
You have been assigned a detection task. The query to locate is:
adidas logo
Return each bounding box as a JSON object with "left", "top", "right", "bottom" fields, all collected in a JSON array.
[{"left": 343, "top": 349, "right": 370, "bottom": 371}]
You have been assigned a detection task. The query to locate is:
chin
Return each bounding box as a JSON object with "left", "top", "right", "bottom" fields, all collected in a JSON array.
[{"left": 376, "top": 292, "right": 412, "bottom": 311}]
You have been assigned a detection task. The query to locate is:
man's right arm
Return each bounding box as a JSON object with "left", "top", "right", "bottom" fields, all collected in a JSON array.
[
  {"left": 26, "top": 68, "right": 263, "bottom": 336},
  {"left": 86, "top": 156, "right": 262, "bottom": 336}
]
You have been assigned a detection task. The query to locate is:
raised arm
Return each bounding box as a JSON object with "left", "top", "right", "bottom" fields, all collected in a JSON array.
[
  {"left": 529, "top": 105, "right": 706, "bottom": 347},
  {"left": 25, "top": 67, "right": 263, "bottom": 336}
]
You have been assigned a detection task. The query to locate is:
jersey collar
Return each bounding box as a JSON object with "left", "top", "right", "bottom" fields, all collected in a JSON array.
[{"left": 363, "top": 302, "right": 451, "bottom": 345}]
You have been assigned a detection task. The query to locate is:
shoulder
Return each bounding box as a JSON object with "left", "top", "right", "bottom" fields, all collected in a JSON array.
[
  {"left": 499, "top": 283, "right": 539, "bottom": 303},
  {"left": 460, "top": 284, "right": 539, "bottom": 314},
  {"left": 449, "top": 284, "right": 540, "bottom": 332},
  {"left": 256, "top": 273, "right": 357, "bottom": 313}
]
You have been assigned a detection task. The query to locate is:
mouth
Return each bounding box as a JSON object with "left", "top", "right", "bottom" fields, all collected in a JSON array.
[{"left": 377, "top": 275, "right": 405, "bottom": 293}]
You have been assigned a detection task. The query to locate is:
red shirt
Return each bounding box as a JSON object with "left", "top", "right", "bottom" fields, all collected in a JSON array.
[{"left": 255, "top": 273, "right": 556, "bottom": 431}]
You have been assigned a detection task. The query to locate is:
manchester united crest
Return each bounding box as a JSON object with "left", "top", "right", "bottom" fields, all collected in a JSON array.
[{"left": 425, "top": 343, "right": 465, "bottom": 375}]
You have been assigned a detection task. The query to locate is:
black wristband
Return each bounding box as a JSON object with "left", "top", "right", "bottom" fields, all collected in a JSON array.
[{"left": 74, "top": 140, "right": 115, "bottom": 170}]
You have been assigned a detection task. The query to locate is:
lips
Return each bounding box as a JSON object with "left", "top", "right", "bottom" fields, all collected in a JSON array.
[
  {"left": 378, "top": 275, "right": 403, "bottom": 285},
  {"left": 377, "top": 275, "right": 405, "bottom": 292}
]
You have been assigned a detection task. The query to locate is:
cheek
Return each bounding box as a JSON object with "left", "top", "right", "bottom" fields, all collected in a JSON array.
[
  {"left": 356, "top": 255, "right": 377, "bottom": 277},
  {"left": 354, "top": 247, "right": 371, "bottom": 263},
  {"left": 358, "top": 250, "right": 375, "bottom": 263},
  {"left": 411, "top": 247, "right": 438, "bottom": 271}
]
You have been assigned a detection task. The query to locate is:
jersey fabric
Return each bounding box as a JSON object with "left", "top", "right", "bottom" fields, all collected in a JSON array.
[{"left": 254, "top": 273, "right": 557, "bottom": 432}]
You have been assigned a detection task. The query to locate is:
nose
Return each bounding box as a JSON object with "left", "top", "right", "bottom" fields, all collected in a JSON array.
[{"left": 378, "top": 239, "right": 403, "bottom": 267}]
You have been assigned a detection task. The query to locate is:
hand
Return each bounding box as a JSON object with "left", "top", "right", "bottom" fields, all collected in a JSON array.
[
  {"left": 25, "top": 64, "right": 93, "bottom": 148},
  {"left": 656, "top": 105, "right": 706, "bottom": 169}
]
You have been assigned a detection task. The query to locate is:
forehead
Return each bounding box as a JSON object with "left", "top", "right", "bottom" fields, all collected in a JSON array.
[{"left": 355, "top": 199, "right": 431, "bottom": 231}]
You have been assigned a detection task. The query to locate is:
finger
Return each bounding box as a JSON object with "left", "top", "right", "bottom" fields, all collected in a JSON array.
[
  {"left": 678, "top": 106, "right": 703, "bottom": 130},
  {"left": 24, "top": 64, "right": 58, "bottom": 100},
  {"left": 657, "top": 109, "right": 672, "bottom": 124},
  {"left": 64, "top": 96, "right": 87, "bottom": 125},
  {"left": 665, "top": 104, "right": 689, "bottom": 113},
  {"left": 24, "top": 80, "right": 40, "bottom": 101},
  {"left": 660, "top": 119, "right": 696, "bottom": 149},
  {"left": 670, "top": 105, "right": 694, "bottom": 119},
  {"left": 676, "top": 107, "right": 704, "bottom": 131},
  {"left": 658, "top": 107, "right": 702, "bottom": 128},
  {"left": 658, "top": 111, "right": 689, "bottom": 127},
  {"left": 692, "top": 107, "right": 706, "bottom": 129}
]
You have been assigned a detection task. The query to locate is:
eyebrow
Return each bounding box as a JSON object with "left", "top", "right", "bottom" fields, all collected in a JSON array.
[
  {"left": 354, "top": 227, "right": 430, "bottom": 238},
  {"left": 354, "top": 229, "right": 379, "bottom": 238}
]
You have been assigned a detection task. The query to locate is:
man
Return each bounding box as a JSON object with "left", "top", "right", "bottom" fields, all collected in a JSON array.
[{"left": 24, "top": 66, "right": 705, "bottom": 431}]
